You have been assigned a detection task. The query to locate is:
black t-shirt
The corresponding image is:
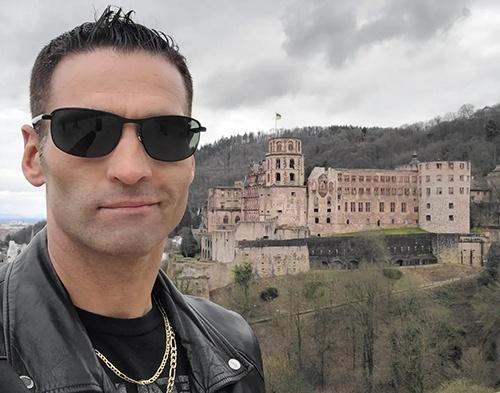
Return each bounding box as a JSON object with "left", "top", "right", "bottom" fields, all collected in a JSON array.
[{"left": 76, "top": 302, "right": 192, "bottom": 393}]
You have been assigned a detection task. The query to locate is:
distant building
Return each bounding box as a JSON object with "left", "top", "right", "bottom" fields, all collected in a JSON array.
[{"left": 200, "top": 137, "right": 472, "bottom": 271}]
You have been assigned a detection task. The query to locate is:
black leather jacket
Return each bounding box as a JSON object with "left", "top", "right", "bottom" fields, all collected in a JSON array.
[{"left": 0, "top": 229, "right": 265, "bottom": 393}]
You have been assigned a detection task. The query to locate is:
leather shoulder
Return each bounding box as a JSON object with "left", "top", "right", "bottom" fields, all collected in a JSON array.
[{"left": 184, "top": 295, "right": 263, "bottom": 375}]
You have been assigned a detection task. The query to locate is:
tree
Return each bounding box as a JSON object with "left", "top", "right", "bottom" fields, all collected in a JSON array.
[
  {"left": 180, "top": 227, "right": 198, "bottom": 257},
  {"left": 350, "top": 234, "right": 388, "bottom": 265},
  {"left": 345, "top": 271, "right": 385, "bottom": 393},
  {"left": 233, "top": 261, "right": 254, "bottom": 314},
  {"left": 478, "top": 242, "right": 500, "bottom": 286}
]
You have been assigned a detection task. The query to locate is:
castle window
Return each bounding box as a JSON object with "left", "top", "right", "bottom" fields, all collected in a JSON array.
[
  {"left": 359, "top": 176, "right": 364, "bottom": 182},
  {"left": 327, "top": 197, "right": 332, "bottom": 206},
  {"left": 358, "top": 202, "right": 363, "bottom": 212},
  {"left": 449, "top": 175, "right": 454, "bottom": 181},
  {"left": 366, "top": 188, "right": 371, "bottom": 195},
  {"left": 352, "top": 188, "right": 357, "bottom": 195},
  {"left": 290, "top": 159, "right": 295, "bottom": 169},
  {"left": 426, "top": 175, "right": 430, "bottom": 182},
  {"left": 351, "top": 202, "right": 356, "bottom": 212},
  {"left": 326, "top": 217, "right": 331, "bottom": 223},
  {"left": 338, "top": 174, "right": 342, "bottom": 181},
  {"left": 366, "top": 176, "right": 371, "bottom": 182},
  {"left": 374, "top": 176, "right": 379, "bottom": 182},
  {"left": 366, "top": 202, "right": 371, "bottom": 212},
  {"left": 338, "top": 205, "right": 341, "bottom": 210},
  {"left": 314, "top": 208, "right": 319, "bottom": 213},
  {"left": 276, "top": 159, "right": 281, "bottom": 169},
  {"left": 223, "top": 215, "right": 229, "bottom": 224},
  {"left": 345, "top": 202, "right": 348, "bottom": 212},
  {"left": 401, "top": 202, "right": 407, "bottom": 213},
  {"left": 437, "top": 163, "right": 442, "bottom": 169},
  {"left": 374, "top": 187, "right": 379, "bottom": 195},
  {"left": 288, "top": 143, "right": 294, "bottom": 151},
  {"left": 449, "top": 202, "right": 454, "bottom": 209},
  {"left": 390, "top": 202, "right": 396, "bottom": 212},
  {"left": 448, "top": 187, "right": 454, "bottom": 195},
  {"left": 359, "top": 188, "right": 364, "bottom": 195},
  {"left": 379, "top": 202, "right": 385, "bottom": 212},
  {"left": 344, "top": 176, "right": 350, "bottom": 182},
  {"left": 291, "top": 192, "right": 296, "bottom": 196},
  {"left": 267, "top": 174, "right": 270, "bottom": 182},
  {"left": 276, "top": 173, "right": 281, "bottom": 182},
  {"left": 235, "top": 216, "right": 240, "bottom": 224},
  {"left": 426, "top": 215, "right": 431, "bottom": 221},
  {"left": 426, "top": 203, "right": 431, "bottom": 209},
  {"left": 352, "top": 175, "right": 357, "bottom": 182},
  {"left": 414, "top": 206, "right": 419, "bottom": 212},
  {"left": 290, "top": 173, "right": 295, "bottom": 182},
  {"left": 460, "top": 187, "right": 464, "bottom": 194},
  {"left": 449, "top": 162, "right": 454, "bottom": 169},
  {"left": 392, "top": 176, "right": 397, "bottom": 182},
  {"left": 277, "top": 142, "right": 282, "bottom": 151},
  {"left": 460, "top": 163, "right": 465, "bottom": 169},
  {"left": 347, "top": 219, "right": 350, "bottom": 225},
  {"left": 449, "top": 215, "right": 454, "bottom": 221},
  {"left": 315, "top": 217, "right": 319, "bottom": 224},
  {"left": 327, "top": 208, "right": 331, "bottom": 212}
]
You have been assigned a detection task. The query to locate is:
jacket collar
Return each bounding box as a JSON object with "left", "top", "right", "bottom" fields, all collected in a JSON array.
[{"left": 3, "top": 228, "right": 251, "bottom": 393}]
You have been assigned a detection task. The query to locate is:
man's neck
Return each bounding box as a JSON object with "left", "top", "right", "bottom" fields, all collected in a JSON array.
[{"left": 46, "top": 227, "right": 164, "bottom": 319}]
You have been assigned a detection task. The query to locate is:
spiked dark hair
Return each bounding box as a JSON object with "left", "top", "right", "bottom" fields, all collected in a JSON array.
[{"left": 30, "top": 6, "right": 193, "bottom": 119}]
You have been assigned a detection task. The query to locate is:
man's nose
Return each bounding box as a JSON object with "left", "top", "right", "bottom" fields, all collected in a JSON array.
[{"left": 105, "top": 124, "right": 153, "bottom": 185}]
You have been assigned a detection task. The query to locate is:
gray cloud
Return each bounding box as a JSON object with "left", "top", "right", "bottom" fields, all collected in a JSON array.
[
  {"left": 199, "top": 60, "right": 302, "bottom": 109},
  {"left": 282, "top": 0, "right": 471, "bottom": 67}
]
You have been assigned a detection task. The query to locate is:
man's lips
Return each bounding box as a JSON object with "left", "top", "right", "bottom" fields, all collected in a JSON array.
[{"left": 99, "top": 201, "right": 159, "bottom": 209}]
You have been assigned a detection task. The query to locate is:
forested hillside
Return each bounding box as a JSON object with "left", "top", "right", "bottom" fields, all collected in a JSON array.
[{"left": 189, "top": 104, "right": 500, "bottom": 211}]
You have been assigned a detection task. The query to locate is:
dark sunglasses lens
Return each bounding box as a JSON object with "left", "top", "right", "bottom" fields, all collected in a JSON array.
[
  {"left": 141, "top": 117, "right": 201, "bottom": 162},
  {"left": 51, "top": 109, "right": 122, "bottom": 157}
]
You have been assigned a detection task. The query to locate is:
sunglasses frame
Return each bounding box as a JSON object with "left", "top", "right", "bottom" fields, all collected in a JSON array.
[{"left": 31, "top": 107, "right": 206, "bottom": 162}]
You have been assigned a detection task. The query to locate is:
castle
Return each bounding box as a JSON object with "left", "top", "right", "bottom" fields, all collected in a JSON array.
[{"left": 200, "top": 137, "right": 472, "bottom": 266}]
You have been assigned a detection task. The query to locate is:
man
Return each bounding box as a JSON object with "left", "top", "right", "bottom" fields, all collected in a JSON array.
[{"left": 0, "top": 7, "right": 265, "bottom": 393}]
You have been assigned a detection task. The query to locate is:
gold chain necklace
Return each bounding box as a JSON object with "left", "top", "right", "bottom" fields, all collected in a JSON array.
[{"left": 94, "top": 301, "right": 177, "bottom": 392}]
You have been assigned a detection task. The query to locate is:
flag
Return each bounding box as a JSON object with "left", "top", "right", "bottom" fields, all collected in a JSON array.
[{"left": 275, "top": 113, "right": 282, "bottom": 120}]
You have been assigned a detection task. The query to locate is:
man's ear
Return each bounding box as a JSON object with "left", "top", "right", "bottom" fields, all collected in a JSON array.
[{"left": 21, "top": 125, "right": 46, "bottom": 187}]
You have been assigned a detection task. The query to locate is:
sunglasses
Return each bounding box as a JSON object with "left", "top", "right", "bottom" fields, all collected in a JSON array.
[{"left": 31, "top": 107, "right": 206, "bottom": 162}]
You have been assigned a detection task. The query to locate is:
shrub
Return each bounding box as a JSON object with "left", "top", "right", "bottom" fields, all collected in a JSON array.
[
  {"left": 383, "top": 268, "right": 403, "bottom": 280},
  {"left": 260, "top": 287, "right": 279, "bottom": 302}
]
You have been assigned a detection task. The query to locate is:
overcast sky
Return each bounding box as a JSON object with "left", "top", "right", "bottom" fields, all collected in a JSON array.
[{"left": 1, "top": 0, "right": 499, "bottom": 218}]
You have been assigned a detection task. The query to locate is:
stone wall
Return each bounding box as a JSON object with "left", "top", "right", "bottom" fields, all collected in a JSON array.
[{"left": 235, "top": 243, "right": 310, "bottom": 278}]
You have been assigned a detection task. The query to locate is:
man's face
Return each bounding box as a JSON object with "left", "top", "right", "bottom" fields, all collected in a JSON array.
[{"left": 22, "top": 48, "right": 195, "bottom": 256}]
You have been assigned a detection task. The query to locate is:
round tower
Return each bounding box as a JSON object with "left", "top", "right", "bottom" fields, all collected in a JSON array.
[{"left": 265, "top": 137, "right": 304, "bottom": 187}]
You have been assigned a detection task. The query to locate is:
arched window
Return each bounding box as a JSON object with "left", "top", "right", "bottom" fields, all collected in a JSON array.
[
  {"left": 290, "top": 159, "right": 295, "bottom": 169},
  {"left": 288, "top": 143, "right": 294, "bottom": 151},
  {"left": 235, "top": 216, "right": 240, "bottom": 224},
  {"left": 223, "top": 215, "right": 229, "bottom": 224},
  {"left": 276, "top": 173, "right": 281, "bottom": 182},
  {"left": 276, "top": 159, "right": 281, "bottom": 169},
  {"left": 277, "top": 142, "right": 282, "bottom": 151}
]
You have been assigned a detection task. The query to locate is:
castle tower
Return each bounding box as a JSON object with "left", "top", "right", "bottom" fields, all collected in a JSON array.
[{"left": 265, "top": 137, "right": 304, "bottom": 186}]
